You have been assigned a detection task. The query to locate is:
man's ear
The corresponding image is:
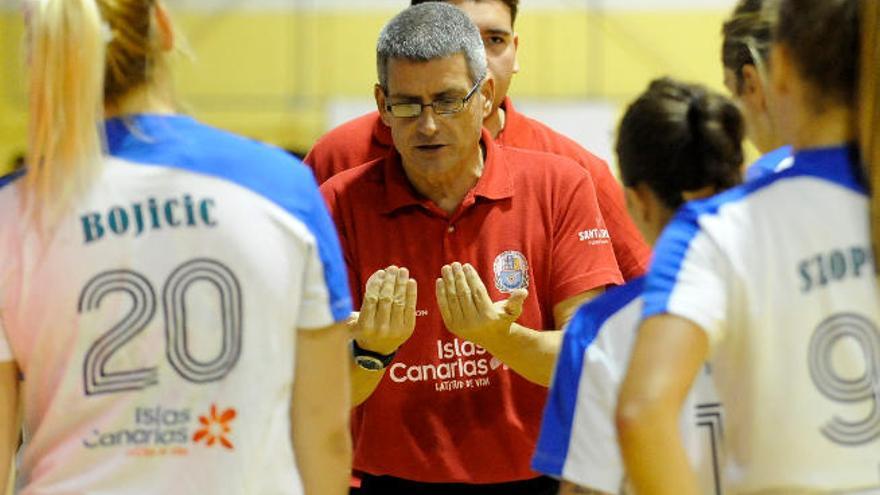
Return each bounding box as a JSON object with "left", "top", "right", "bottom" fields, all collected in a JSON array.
[
  {"left": 480, "top": 76, "right": 495, "bottom": 119},
  {"left": 375, "top": 84, "right": 392, "bottom": 127},
  {"left": 512, "top": 33, "right": 520, "bottom": 74},
  {"left": 154, "top": 2, "right": 174, "bottom": 52}
]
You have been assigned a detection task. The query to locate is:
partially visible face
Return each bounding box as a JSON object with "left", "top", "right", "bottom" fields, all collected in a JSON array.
[
  {"left": 723, "top": 67, "right": 757, "bottom": 146},
  {"left": 450, "top": 0, "right": 518, "bottom": 112},
  {"left": 723, "top": 65, "right": 777, "bottom": 154},
  {"left": 623, "top": 186, "right": 661, "bottom": 247},
  {"left": 377, "top": 53, "right": 490, "bottom": 178}
]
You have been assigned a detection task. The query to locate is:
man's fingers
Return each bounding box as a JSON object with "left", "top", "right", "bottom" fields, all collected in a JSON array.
[
  {"left": 453, "top": 263, "right": 477, "bottom": 320},
  {"left": 403, "top": 278, "right": 418, "bottom": 332},
  {"left": 441, "top": 264, "right": 464, "bottom": 322},
  {"left": 375, "top": 266, "right": 399, "bottom": 335},
  {"left": 359, "top": 270, "right": 385, "bottom": 330},
  {"left": 389, "top": 267, "right": 410, "bottom": 329},
  {"left": 464, "top": 263, "right": 493, "bottom": 313},
  {"left": 435, "top": 278, "right": 453, "bottom": 325},
  {"left": 503, "top": 288, "right": 528, "bottom": 319},
  {"left": 346, "top": 311, "right": 360, "bottom": 333}
]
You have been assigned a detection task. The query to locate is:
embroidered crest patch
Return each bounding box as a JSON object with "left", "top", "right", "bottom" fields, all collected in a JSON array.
[{"left": 493, "top": 250, "right": 530, "bottom": 293}]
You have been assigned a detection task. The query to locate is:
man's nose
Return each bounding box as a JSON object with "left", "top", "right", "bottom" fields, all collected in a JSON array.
[{"left": 416, "top": 106, "right": 438, "bottom": 136}]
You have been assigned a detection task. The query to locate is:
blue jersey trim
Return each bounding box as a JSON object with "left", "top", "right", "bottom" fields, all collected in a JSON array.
[
  {"left": 105, "top": 114, "right": 353, "bottom": 321},
  {"left": 745, "top": 145, "right": 792, "bottom": 182},
  {"left": 0, "top": 169, "right": 25, "bottom": 190},
  {"left": 644, "top": 145, "right": 863, "bottom": 319},
  {"left": 533, "top": 277, "right": 645, "bottom": 477}
]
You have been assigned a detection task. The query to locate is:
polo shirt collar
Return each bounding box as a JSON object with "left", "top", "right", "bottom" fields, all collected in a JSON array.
[
  {"left": 372, "top": 113, "right": 394, "bottom": 147},
  {"left": 498, "top": 96, "right": 523, "bottom": 138},
  {"left": 380, "top": 128, "right": 514, "bottom": 215}
]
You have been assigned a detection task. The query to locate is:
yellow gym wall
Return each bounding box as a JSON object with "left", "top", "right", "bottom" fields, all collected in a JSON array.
[{"left": 0, "top": 5, "right": 731, "bottom": 175}]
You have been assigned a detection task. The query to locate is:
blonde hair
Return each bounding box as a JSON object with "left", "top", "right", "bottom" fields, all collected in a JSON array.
[
  {"left": 26, "top": 0, "right": 105, "bottom": 216},
  {"left": 25, "top": 0, "right": 171, "bottom": 220},
  {"left": 861, "top": 0, "right": 880, "bottom": 258}
]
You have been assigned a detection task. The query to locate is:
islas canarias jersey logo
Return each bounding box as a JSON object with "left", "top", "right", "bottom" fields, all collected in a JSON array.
[
  {"left": 193, "top": 404, "right": 237, "bottom": 450},
  {"left": 82, "top": 403, "right": 238, "bottom": 457},
  {"left": 385, "top": 256, "right": 523, "bottom": 392},
  {"left": 388, "top": 338, "right": 511, "bottom": 392}
]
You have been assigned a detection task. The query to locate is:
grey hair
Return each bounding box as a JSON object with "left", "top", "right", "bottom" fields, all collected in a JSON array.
[{"left": 377, "top": 2, "right": 488, "bottom": 90}]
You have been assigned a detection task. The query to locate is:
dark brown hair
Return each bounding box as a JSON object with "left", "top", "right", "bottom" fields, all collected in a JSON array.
[
  {"left": 616, "top": 78, "right": 744, "bottom": 210},
  {"left": 776, "top": 0, "right": 859, "bottom": 112},
  {"left": 410, "top": 0, "right": 519, "bottom": 26},
  {"left": 721, "top": 0, "right": 779, "bottom": 93}
]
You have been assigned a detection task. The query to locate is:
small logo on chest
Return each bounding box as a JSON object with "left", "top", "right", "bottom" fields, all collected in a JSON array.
[{"left": 493, "top": 250, "right": 530, "bottom": 293}]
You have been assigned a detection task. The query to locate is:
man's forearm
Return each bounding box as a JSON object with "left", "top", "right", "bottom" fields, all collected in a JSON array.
[
  {"left": 481, "top": 325, "right": 563, "bottom": 386},
  {"left": 350, "top": 360, "right": 387, "bottom": 406}
]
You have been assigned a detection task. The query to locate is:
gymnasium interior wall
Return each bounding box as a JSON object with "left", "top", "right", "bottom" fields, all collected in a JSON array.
[{"left": 0, "top": 0, "right": 736, "bottom": 175}]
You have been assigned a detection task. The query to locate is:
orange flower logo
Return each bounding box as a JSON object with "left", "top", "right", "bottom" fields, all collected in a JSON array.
[{"left": 193, "top": 404, "right": 237, "bottom": 450}]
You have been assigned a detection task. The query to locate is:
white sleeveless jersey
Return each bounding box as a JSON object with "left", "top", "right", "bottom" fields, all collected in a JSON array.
[
  {"left": 644, "top": 146, "right": 880, "bottom": 493},
  {"left": 0, "top": 115, "right": 352, "bottom": 494},
  {"left": 533, "top": 277, "right": 724, "bottom": 494}
]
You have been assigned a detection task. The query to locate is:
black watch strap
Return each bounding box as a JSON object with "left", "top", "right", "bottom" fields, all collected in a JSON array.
[{"left": 352, "top": 340, "right": 397, "bottom": 370}]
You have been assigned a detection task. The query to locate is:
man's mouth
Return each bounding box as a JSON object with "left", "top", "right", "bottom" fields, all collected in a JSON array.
[{"left": 415, "top": 144, "right": 445, "bottom": 151}]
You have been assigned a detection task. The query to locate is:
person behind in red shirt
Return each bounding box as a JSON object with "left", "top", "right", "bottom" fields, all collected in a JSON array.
[
  {"left": 305, "top": 0, "right": 650, "bottom": 282},
  {"left": 321, "top": 3, "right": 622, "bottom": 494}
]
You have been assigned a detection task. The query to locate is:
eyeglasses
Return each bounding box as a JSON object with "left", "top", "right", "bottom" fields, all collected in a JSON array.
[{"left": 384, "top": 78, "right": 483, "bottom": 118}]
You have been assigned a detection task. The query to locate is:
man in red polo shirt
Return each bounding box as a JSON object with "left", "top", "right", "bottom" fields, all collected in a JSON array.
[
  {"left": 306, "top": 0, "right": 650, "bottom": 281},
  {"left": 320, "top": 4, "right": 622, "bottom": 494}
]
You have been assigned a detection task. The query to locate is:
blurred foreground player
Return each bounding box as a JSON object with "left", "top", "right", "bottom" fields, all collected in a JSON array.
[{"left": 0, "top": 1, "right": 352, "bottom": 493}]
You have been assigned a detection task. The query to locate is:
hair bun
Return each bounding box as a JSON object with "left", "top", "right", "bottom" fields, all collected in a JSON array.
[
  {"left": 686, "top": 90, "right": 709, "bottom": 139},
  {"left": 616, "top": 77, "right": 745, "bottom": 210}
]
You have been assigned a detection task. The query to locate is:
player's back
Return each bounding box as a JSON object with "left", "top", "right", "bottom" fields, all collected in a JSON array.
[
  {"left": 648, "top": 145, "right": 880, "bottom": 493},
  {"left": 534, "top": 278, "right": 724, "bottom": 494},
  {"left": 0, "top": 115, "right": 346, "bottom": 494}
]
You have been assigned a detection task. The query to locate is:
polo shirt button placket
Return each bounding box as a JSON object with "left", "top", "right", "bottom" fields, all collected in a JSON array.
[{"left": 443, "top": 221, "right": 455, "bottom": 259}]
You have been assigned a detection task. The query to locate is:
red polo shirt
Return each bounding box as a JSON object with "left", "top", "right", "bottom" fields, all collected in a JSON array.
[
  {"left": 320, "top": 130, "right": 622, "bottom": 484},
  {"left": 305, "top": 98, "right": 651, "bottom": 280}
]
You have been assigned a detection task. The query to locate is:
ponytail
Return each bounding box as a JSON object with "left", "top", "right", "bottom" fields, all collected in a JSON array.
[
  {"left": 26, "top": 0, "right": 105, "bottom": 217},
  {"left": 616, "top": 78, "right": 744, "bottom": 211},
  {"left": 861, "top": 0, "right": 880, "bottom": 256}
]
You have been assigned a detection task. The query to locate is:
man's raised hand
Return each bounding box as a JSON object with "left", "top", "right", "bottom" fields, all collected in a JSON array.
[{"left": 353, "top": 266, "right": 418, "bottom": 355}]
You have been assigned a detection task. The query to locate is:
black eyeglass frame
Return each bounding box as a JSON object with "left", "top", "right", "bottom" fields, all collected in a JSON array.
[{"left": 383, "top": 77, "right": 484, "bottom": 118}]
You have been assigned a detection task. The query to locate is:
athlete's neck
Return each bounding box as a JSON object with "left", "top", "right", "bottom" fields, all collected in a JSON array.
[
  {"left": 105, "top": 81, "right": 177, "bottom": 119},
  {"left": 790, "top": 105, "right": 856, "bottom": 151},
  {"left": 483, "top": 106, "right": 506, "bottom": 138}
]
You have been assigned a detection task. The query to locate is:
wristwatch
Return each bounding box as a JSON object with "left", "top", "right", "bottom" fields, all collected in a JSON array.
[{"left": 351, "top": 340, "right": 397, "bottom": 371}]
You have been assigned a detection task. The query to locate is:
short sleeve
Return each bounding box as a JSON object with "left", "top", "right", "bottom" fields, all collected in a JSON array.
[
  {"left": 295, "top": 178, "right": 353, "bottom": 329},
  {"left": 532, "top": 317, "right": 593, "bottom": 479},
  {"left": 533, "top": 299, "right": 635, "bottom": 493},
  {"left": 642, "top": 209, "right": 729, "bottom": 350},
  {"left": 586, "top": 159, "right": 652, "bottom": 280},
  {"left": 320, "top": 182, "right": 364, "bottom": 307},
  {"left": 550, "top": 169, "right": 624, "bottom": 306}
]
